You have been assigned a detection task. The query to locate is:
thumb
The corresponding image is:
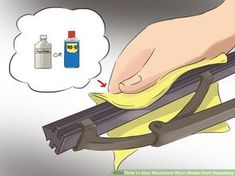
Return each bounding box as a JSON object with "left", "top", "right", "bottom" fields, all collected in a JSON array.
[
  {"left": 118, "top": 52, "right": 165, "bottom": 93},
  {"left": 119, "top": 70, "right": 158, "bottom": 94}
]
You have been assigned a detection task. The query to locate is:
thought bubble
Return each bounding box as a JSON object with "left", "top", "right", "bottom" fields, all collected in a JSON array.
[{"left": 10, "top": 8, "right": 109, "bottom": 92}]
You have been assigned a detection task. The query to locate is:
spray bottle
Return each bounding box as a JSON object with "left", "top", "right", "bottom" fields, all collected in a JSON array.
[{"left": 64, "top": 31, "right": 80, "bottom": 68}]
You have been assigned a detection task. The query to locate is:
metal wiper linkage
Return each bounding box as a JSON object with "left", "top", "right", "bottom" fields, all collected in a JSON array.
[{"left": 43, "top": 52, "right": 235, "bottom": 155}]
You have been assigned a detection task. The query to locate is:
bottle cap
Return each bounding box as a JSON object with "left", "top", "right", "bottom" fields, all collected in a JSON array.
[
  {"left": 40, "top": 35, "right": 47, "bottom": 40},
  {"left": 68, "top": 31, "right": 75, "bottom": 38}
]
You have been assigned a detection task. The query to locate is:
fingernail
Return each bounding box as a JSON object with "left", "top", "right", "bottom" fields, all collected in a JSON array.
[{"left": 120, "top": 75, "right": 142, "bottom": 87}]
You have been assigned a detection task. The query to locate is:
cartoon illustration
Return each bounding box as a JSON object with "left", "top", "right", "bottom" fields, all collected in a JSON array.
[
  {"left": 42, "top": 0, "right": 235, "bottom": 171},
  {"left": 43, "top": 52, "right": 235, "bottom": 169},
  {"left": 34, "top": 35, "right": 52, "bottom": 69},
  {"left": 10, "top": 8, "right": 109, "bottom": 92},
  {"left": 64, "top": 31, "right": 80, "bottom": 68},
  {"left": 2, "top": 1, "right": 235, "bottom": 176}
]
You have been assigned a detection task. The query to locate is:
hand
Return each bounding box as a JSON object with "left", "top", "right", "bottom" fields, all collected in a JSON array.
[{"left": 108, "top": 2, "right": 235, "bottom": 94}]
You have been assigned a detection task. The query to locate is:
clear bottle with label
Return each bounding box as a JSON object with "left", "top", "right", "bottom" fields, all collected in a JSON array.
[
  {"left": 64, "top": 31, "right": 80, "bottom": 68},
  {"left": 34, "top": 35, "right": 52, "bottom": 69}
]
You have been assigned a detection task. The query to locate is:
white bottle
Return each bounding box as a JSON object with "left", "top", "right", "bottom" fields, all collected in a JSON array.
[{"left": 34, "top": 35, "right": 52, "bottom": 69}]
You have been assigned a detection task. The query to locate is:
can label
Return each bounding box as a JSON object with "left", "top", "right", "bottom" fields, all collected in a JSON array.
[
  {"left": 64, "top": 41, "right": 80, "bottom": 68},
  {"left": 66, "top": 43, "right": 78, "bottom": 53}
]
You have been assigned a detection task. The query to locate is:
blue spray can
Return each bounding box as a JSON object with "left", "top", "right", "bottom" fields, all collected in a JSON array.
[{"left": 64, "top": 31, "right": 80, "bottom": 68}]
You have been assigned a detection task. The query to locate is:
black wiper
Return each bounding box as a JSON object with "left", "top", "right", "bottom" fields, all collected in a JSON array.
[{"left": 43, "top": 52, "right": 235, "bottom": 155}]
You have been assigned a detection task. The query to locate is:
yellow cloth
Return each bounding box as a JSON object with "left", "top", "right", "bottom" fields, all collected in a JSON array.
[{"left": 90, "top": 54, "right": 230, "bottom": 170}]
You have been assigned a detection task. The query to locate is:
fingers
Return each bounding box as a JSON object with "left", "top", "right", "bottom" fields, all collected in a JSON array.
[
  {"left": 119, "top": 52, "right": 165, "bottom": 93},
  {"left": 108, "top": 35, "right": 154, "bottom": 93}
]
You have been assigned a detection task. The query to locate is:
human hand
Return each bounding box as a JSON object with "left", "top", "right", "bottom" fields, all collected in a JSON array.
[{"left": 108, "top": 3, "right": 235, "bottom": 94}]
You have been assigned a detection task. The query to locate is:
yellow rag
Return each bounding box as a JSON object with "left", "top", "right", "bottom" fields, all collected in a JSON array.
[{"left": 90, "top": 54, "right": 230, "bottom": 170}]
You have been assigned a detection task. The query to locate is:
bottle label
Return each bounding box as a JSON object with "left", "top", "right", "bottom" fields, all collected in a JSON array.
[
  {"left": 64, "top": 41, "right": 80, "bottom": 68},
  {"left": 66, "top": 43, "right": 78, "bottom": 53}
]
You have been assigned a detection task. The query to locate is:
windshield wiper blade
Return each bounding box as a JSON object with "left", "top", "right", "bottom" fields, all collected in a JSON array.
[{"left": 43, "top": 52, "right": 235, "bottom": 155}]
